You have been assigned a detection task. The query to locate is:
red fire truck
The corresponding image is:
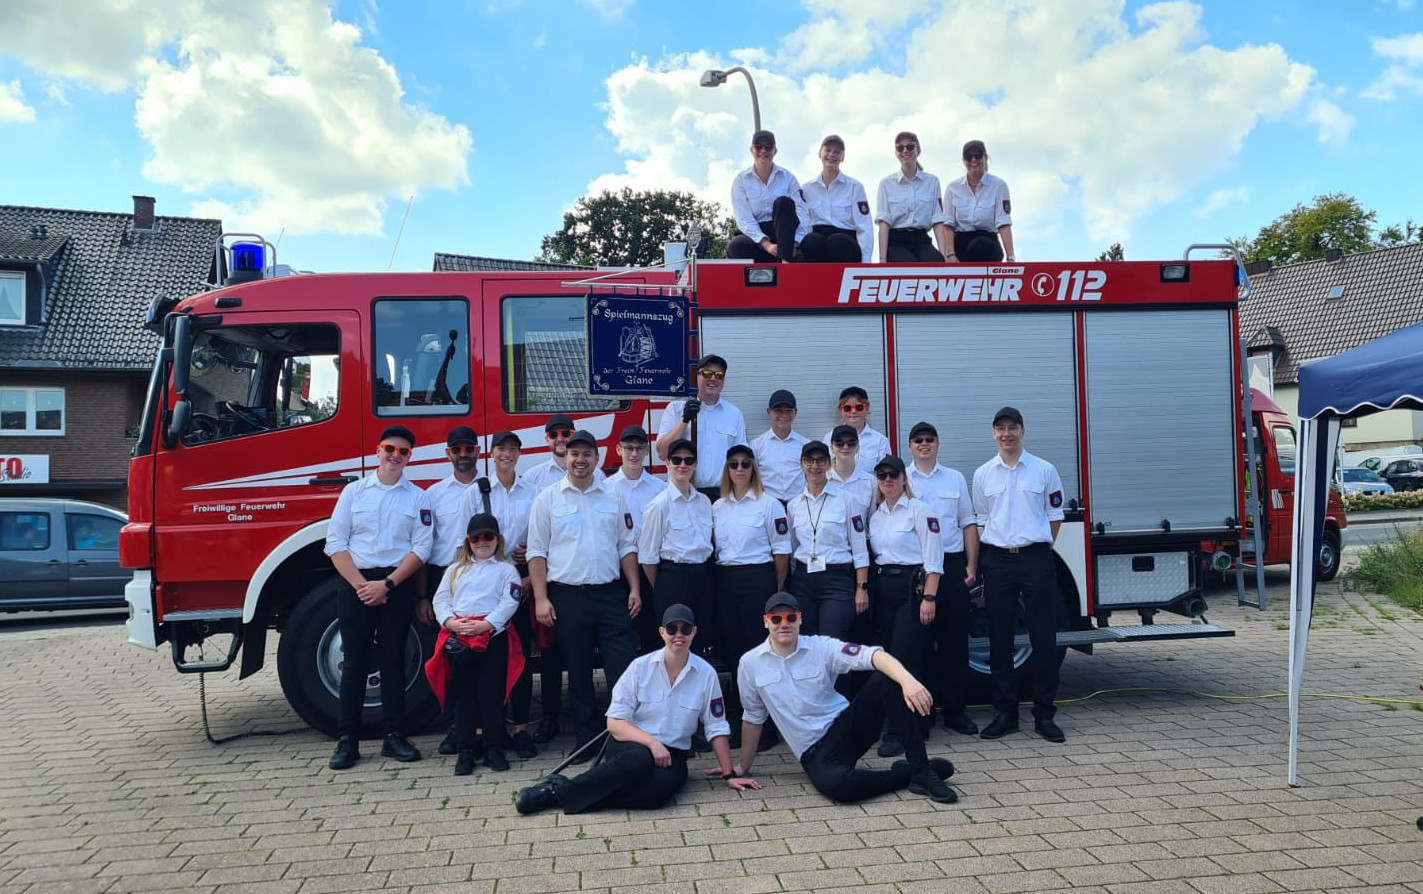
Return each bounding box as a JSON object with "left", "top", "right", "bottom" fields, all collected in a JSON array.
[{"left": 123, "top": 250, "right": 1251, "bottom": 736}]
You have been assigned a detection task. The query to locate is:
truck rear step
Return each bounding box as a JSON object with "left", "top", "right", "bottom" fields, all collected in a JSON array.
[{"left": 969, "top": 623, "right": 1234, "bottom": 651}]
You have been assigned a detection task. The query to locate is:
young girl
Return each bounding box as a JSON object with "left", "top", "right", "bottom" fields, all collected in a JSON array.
[{"left": 432, "top": 513, "right": 523, "bottom": 775}]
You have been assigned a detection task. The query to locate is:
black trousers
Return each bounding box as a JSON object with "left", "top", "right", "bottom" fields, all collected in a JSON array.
[
  {"left": 872, "top": 565, "right": 930, "bottom": 682},
  {"left": 955, "top": 229, "right": 1003, "bottom": 263},
  {"left": 802, "top": 225, "right": 862, "bottom": 262},
  {"left": 451, "top": 632, "right": 509, "bottom": 750},
  {"left": 982, "top": 543, "right": 1059, "bottom": 720},
  {"left": 632, "top": 565, "right": 659, "bottom": 655},
  {"left": 727, "top": 198, "right": 800, "bottom": 263},
  {"left": 549, "top": 581, "right": 638, "bottom": 741},
  {"left": 337, "top": 568, "right": 417, "bottom": 737},
  {"left": 654, "top": 560, "right": 713, "bottom": 655},
  {"left": 799, "top": 671, "right": 929, "bottom": 803},
  {"left": 715, "top": 562, "right": 777, "bottom": 719},
  {"left": 790, "top": 561, "right": 855, "bottom": 640},
  {"left": 929, "top": 552, "right": 971, "bottom": 715},
  {"left": 886, "top": 228, "right": 943, "bottom": 262},
  {"left": 509, "top": 562, "right": 561, "bottom": 727},
  {"left": 559, "top": 737, "right": 690, "bottom": 814}
]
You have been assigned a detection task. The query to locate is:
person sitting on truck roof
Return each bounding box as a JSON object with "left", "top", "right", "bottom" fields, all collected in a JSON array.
[
  {"left": 943, "top": 140, "right": 1014, "bottom": 263},
  {"left": 726, "top": 130, "right": 811, "bottom": 264},
  {"left": 800, "top": 135, "right": 874, "bottom": 263},
  {"left": 823, "top": 387, "right": 892, "bottom": 476},
  {"left": 875, "top": 132, "right": 951, "bottom": 263}
]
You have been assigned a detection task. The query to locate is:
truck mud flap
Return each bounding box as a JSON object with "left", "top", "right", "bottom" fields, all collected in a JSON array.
[{"left": 969, "top": 623, "right": 1234, "bottom": 651}]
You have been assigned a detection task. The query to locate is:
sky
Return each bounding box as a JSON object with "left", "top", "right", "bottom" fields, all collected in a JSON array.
[{"left": 1, "top": 0, "right": 1420, "bottom": 273}]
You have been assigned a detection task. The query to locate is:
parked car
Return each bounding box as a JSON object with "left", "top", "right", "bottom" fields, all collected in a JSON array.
[
  {"left": 0, "top": 498, "right": 128, "bottom": 611},
  {"left": 1381, "top": 459, "right": 1423, "bottom": 492},
  {"left": 1340, "top": 467, "right": 1395, "bottom": 497}
]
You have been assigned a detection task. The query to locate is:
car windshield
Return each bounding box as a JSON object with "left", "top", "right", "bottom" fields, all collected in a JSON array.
[{"left": 1343, "top": 468, "right": 1380, "bottom": 482}]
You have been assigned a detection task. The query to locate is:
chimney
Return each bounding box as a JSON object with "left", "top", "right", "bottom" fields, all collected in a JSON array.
[
  {"left": 1325, "top": 248, "right": 1343, "bottom": 262},
  {"left": 1244, "top": 259, "right": 1272, "bottom": 276},
  {"left": 133, "top": 195, "right": 156, "bottom": 231}
]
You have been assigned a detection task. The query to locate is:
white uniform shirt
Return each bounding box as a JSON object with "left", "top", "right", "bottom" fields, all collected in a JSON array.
[
  {"left": 526, "top": 475, "right": 638, "bottom": 585},
  {"left": 712, "top": 490, "right": 792, "bottom": 566},
  {"left": 639, "top": 486, "right": 714, "bottom": 564},
  {"left": 730, "top": 164, "right": 812, "bottom": 245},
  {"left": 971, "top": 451, "right": 1065, "bottom": 548},
  {"left": 523, "top": 458, "right": 569, "bottom": 494},
  {"left": 826, "top": 465, "right": 876, "bottom": 521},
  {"left": 751, "top": 428, "right": 807, "bottom": 503},
  {"left": 788, "top": 487, "right": 870, "bottom": 568},
  {"left": 822, "top": 425, "right": 893, "bottom": 476},
  {"left": 657, "top": 399, "right": 748, "bottom": 489},
  {"left": 868, "top": 497, "right": 944, "bottom": 574},
  {"left": 607, "top": 650, "right": 731, "bottom": 750},
  {"left": 875, "top": 170, "right": 947, "bottom": 230},
  {"left": 800, "top": 171, "right": 874, "bottom": 262},
  {"left": 907, "top": 463, "right": 975, "bottom": 554},
  {"left": 945, "top": 172, "right": 1012, "bottom": 233},
  {"left": 737, "top": 635, "right": 880, "bottom": 759},
  {"left": 466, "top": 474, "right": 538, "bottom": 557},
  {"left": 325, "top": 474, "right": 433, "bottom": 568},
  {"left": 425, "top": 474, "right": 475, "bottom": 567},
  {"left": 607, "top": 468, "right": 667, "bottom": 536},
  {"left": 432, "top": 557, "right": 522, "bottom": 634}
]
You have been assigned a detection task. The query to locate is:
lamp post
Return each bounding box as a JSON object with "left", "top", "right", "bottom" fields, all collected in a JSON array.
[{"left": 699, "top": 67, "right": 761, "bottom": 133}]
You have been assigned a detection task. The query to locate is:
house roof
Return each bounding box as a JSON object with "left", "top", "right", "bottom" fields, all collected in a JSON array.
[
  {"left": 1238, "top": 241, "right": 1423, "bottom": 385},
  {"left": 0, "top": 204, "right": 221, "bottom": 371},
  {"left": 432, "top": 251, "right": 588, "bottom": 273}
]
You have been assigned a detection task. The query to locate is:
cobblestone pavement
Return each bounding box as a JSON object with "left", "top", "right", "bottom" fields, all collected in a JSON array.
[{"left": 2, "top": 572, "right": 1421, "bottom": 894}]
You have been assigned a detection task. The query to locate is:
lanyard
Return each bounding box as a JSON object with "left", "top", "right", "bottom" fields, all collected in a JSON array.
[{"left": 803, "top": 492, "right": 829, "bottom": 557}]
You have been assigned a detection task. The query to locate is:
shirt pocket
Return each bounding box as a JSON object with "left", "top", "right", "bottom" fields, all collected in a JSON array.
[
  {"left": 833, "top": 199, "right": 855, "bottom": 224},
  {"left": 790, "top": 663, "right": 823, "bottom": 710},
  {"left": 551, "top": 501, "right": 579, "bottom": 541},
  {"left": 982, "top": 478, "right": 1008, "bottom": 500}
]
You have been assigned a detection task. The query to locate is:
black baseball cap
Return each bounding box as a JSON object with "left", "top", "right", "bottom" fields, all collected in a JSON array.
[
  {"left": 491, "top": 430, "right": 521, "bottom": 447},
  {"left": 767, "top": 389, "right": 796, "bottom": 409},
  {"left": 726, "top": 443, "right": 754, "bottom": 460},
  {"left": 698, "top": 354, "right": 728, "bottom": 371},
  {"left": 764, "top": 592, "right": 800, "bottom": 613},
  {"left": 466, "top": 513, "right": 501, "bottom": 538},
  {"left": 909, "top": 421, "right": 937, "bottom": 439},
  {"left": 661, "top": 603, "right": 696, "bottom": 628},
  {"left": 545, "top": 413, "right": 575, "bottom": 433},
  {"left": 830, "top": 424, "right": 859, "bottom": 444},
  {"left": 962, "top": 139, "right": 987, "bottom": 159},
  {"left": 666, "top": 438, "right": 697, "bottom": 459},
  {"left": 993, "top": 406, "right": 1024, "bottom": 426},
  {"left": 874, "top": 455, "right": 907, "bottom": 476},
  {"left": 446, "top": 425, "right": 478, "bottom": 446},
  {"left": 379, "top": 425, "right": 416, "bottom": 447},
  {"left": 800, "top": 440, "right": 830, "bottom": 459},
  {"left": 566, "top": 429, "right": 599, "bottom": 449},
  {"left": 751, "top": 130, "right": 776, "bottom": 148},
  {"left": 838, "top": 386, "right": 869, "bottom": 402},
  {"left": 618, "top": 425, "right": 649, "bottom": 443}
]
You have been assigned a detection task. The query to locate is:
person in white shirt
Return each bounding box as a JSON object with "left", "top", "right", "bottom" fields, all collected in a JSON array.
[
  {"left": 971, "top": 407, "right": 1066, "bottom": 744},
  {"left": 800, "top": 134, "right": 874, "bottom": 263},
  {"left": 524, "top": 414, "right": 576, "bottom": 493},
  {"left": 432, "top": 513, "right": 523, "bottom": 775},
  {"left": 906, "top": 421, "right": 981, "bottom": 737},
  {"left": 722, "top": 593, "right": 957, "bottom": 804},
  {"left": 726, "top": 129, "right": 811, "bottom": 264},
  {"left": 527, "top": 430, "right": 642, "bottom": 755},
  {"left": 751, "top": 389, "right": 807, "bottom": 504},
  {"left": 515, "top": 604, "right": 759, "bottom": 815},
  {"left": 608, "top": 424, "right": 667, "bottom": 654},
  {"left": 827, "top": 424, "right": 876, "bottom": 521},
  {"left": 323, "top": 424, "right": 434, "bottom": 770},
  {"left": 788, "top": 440, "right": 869, "bottom": 640},
  {"left": 657, "top": 354, "right": 748, "bottom": 500},
  {"left": 944, "top": 139, "right": 1015, "bottom": 264},
  {"left": 639, "top": 439, "right": 714, "bottom": 646},
  {"left": 874, "top": 131, "right": 951, "bottom": 262},
  {"left": 823, "top": 386, "right": 892, "bottom": 475}
]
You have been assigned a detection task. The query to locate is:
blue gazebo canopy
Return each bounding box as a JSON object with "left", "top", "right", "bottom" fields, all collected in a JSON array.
[{"left": 1298, "top": 320, "right": 1423, "bottom": 420}]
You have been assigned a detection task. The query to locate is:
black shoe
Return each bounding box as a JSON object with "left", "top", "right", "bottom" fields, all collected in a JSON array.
[
  {"left": 438, "top": 728, "right": 458, "bottom": 755},
  {"left": 1034, "top": 719, "right": 1066, "bottom": 743},
  {"left": 515, "top": 773, "right": 567, "bottom": 815},
  {"left": 454, "top": 749, "right": 477, "bottom": 776},
  {"left": 381, "top": 733, "right": 422, "bottom": 762},
  {"left": 980, "top": 713, "right": 1019, "bottom": 740},
  {"left": 484, "top": 746, "right": 510, "bottom": 771},
  {"left": 328, "top": 736, "right": 360, "bottom": 771},
  {"left": 531, "top": 720, "right": 560, "bottom": 744},
  {"left": 511, "top": 730, "right": 538, "bottom": 759},
  {"left": 892, "top": 758, "right": 955, "bottom": 782},
  {"left": 943, "top": 712, "right": 979, "bottom": 736},
  {"left": 690, "top": 732, "right": 710, "bottom": 754},
  {"left": 908, "top": 769, "right": 958, "bottom": 804},
  {"left": 876, "top": 733, "right": 905, "bottom": 758}
]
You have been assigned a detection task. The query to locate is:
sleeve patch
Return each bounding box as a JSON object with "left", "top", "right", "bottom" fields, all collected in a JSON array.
[
  {"left": 710, "top": 697, "right": 725, "bottom": 718},
  {"left": 852, "top": 514, "right": 864, "bottom": 533},
  {"left": 774, "top": 517, "right": 788, "bottom": 535},
  {"left": 1049, "top": 491, "right": 1063, "bottom": 508},
  {"left": 419, "top": 509, "right": 432, "bottom": 526},
  {"left": 624, "top": 512, "right": 635, "bottom": 530},
  {"left": 857, "top": 200, "right": 869, "bottom": 215},
  {"left": 509, "top": 582, "right": 522, "bottom": 601},
  {"left": 1003, "top": 199, "right": 1011, "bottom": 214},
  {"left": 842, "top": 643, "right": 862, "bottom": 656},
  {"left": 927, "top": 517, "right": 940, "bottom": 533}
]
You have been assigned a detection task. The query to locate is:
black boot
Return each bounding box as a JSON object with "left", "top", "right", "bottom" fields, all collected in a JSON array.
[
  {"left": 381, "top": 733, "right": 422, "bottom": 762},
  {"left": 329, "top": 736, "right": 360, "bottom": 771}
]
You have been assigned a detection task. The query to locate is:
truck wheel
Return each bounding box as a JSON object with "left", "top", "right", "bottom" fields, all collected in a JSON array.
[
  {"left": 1316, "top": 528, "right": 1342, "bottom": 583},
  {"left": 276, "top": 576, "right": 441, "bottom": 738},
  {"left": 966, "top": 575, "right": 1072, "bottom": 698}
]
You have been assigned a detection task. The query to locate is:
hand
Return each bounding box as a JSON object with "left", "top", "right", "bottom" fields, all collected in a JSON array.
[
  {"left": 727, "top": 775, "right": 762, "bottom": 791},
  {"left": 415, "top": 598, "right": 435, "bottom": 625},
  {"left": 511, "top": 546, "right": 527, "bottom": 563},
  {"left": 628, "top": 590, "right": 642, "bottom": 619},
  {"left": 355, "top": 580, "right": 387, "bottom": 605},
  {"left": 854, "top": 587, "right": 869, "bottom": 615},
  {"left": 764, "top": 241, "right": 780, "bottom": 258},
  {"left": 681, "top": 398, "right": 701, "bottom": 423},
  {"left": 901, "top": 679, "right": 934, "bottom": 717},
  {"left": 964, "top": 565, "right": 977, "bottom": 588},
  {"left": 470, "top": 619, "right": 494, "bottom": 636},
  {"left": 649, "top": 740, "right": 672, "bottom": 768},
  {"left": 535, "top": 596, "right": 556, "bottom": 627},
  {"left": 706, "top": 762, "right": 745, "bottom": 778},
  {"left": 919, "top": 599, "right": 936, "bottom": 626}
]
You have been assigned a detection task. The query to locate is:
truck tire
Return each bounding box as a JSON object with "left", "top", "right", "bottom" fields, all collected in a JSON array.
[
  {"left": 1316, "top": 528, "right": 1342, "bottom": 583},
  {"left": 276, "top": 576, "right": 441, "bottom": 738},
  {"left": 966, "top": 568, "right": 1074, "bottom": 698}
]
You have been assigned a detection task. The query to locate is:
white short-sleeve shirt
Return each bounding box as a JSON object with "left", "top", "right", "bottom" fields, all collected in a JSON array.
[
  {"left": 607, "top": 650, "right": 731, "bottom": 749},
  {"left": 737, "top": 635, "right": 880, "bottom": 759}
]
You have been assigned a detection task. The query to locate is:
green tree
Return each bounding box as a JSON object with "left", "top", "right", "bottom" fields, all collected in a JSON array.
[
  {"left": 1377, "top": 219, "right": 1421, "bottom": 248},
  {"left": 1096, "top": 242, "right": 1124, "bottom": 261},
  {"left": 1231, "top": 193, "right": 1377, "bottom": 265},
  {"left": 539, "top": 189, "right": 736, "bottom": 268}
]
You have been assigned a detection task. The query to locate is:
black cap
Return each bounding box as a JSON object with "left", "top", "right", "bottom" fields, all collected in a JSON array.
[
  {"left": 491, "top": 430, "right": 521, "bottom": 448},
  {"left": 751, "top": 130, "right": 776, "bottom": 148},
  {"left": 698, "top": 353, "right": 728, "bottom": 371},
  {"left": 446, "top": 425, "right": 478, "bottom": 446},
  {"left": 767, "top": 389, "right": 796, "bottom": 409},
  {"left": 801, "top": 440, "right": 830, "bottom": 459},
  {"left": 993, "top": 406, "right": 1024, "bottom": 426},
  {"left": 666, "top": 438, "right": 696, "bottom": 459},
  {"left": 838, "top": 385, "right": 868, "bottom": 402},
  {"left": 465, "top": 513, "right": 500, "bottom": 538},
  {"left": 764, "top": 591, "right": 800, "bottom": 613},
  {"left": 874, "top": 455, "right": 907, "bottom": 476},
  {"left": 963, "top": 139, "right": 987, "bottom": 158},
  {"left": 618, "top": 425, "right": 649, "bottom": 443},
  {"left": 661, "top": 603, "right": 696, "bottom": 628},
  {"left": 379, "top": 425, "right": 416, "bottom": 447},
  {"left": 545, "top": 413, "right": 575, "bottom": 433},
  {"left": 830, "top": 424, "right": 859, "bottom": 444},
  {"left": 566, "top": 429, "right": 599, "bottom": 449},
  {"left": 909, "top": 421, "right": 937, "bottom": 439},
  {"left": 726, "top": 443, "right": 754, "bottom": 460}
]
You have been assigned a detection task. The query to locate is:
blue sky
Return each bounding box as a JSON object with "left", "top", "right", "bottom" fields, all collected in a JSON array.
[{"left": 1, "top": 0, "right": 1419, "bottom": 273}]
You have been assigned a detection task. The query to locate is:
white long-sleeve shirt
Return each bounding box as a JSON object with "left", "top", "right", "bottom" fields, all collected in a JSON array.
[
  {"left": 906, "top": 463, "right": 975, "bottom": 554},
  {"left": 639, "top": 486, "right": 714, "bottom": 564},
  {"left": 324, "top": 474, "right": 433, "bottom": 568},
  {"left": 426, "top": 474, "right": 475, "bottom": 567},
  {"left": 868, "top": 497, "right": 944, "bottom": 574},
  {"left": 526, "top": 475, "right": 638, "bottom": 584},
  {"left": 731, "top": 164, "right": 812, "bottom": 245},
  {"left": 788, "top": 487, "right": 869, "bottom": 569},
  {"left": 432, "top": 557, "right": 522, "bottom": 634},
  {"left": 875, "top": 170, "right": 947, "bottom": 230},
  {"left": 751, "top": 428, "right": 807, "bottom": 503},
  {"left": 800, "top": 171, "right": 874, "bottom": 262},
  {"left": 737, "top": 635, "right": 880, "bottom": 759},
  {"left": 945, "top": 172, "right": 1012, "bottom": 233},
  {"left": 712, "top": 490, "right": 792, "bottom": 566},
  {"left": 607, "top": 650, "right": 731, "bottom": 750}
]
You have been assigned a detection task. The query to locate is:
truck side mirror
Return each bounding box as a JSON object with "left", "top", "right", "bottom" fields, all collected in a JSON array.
[
  {"left": 170, "top": 314, "right": 192, "bottom": 397},
  {"left": 163, "top": 399, "right": 192, "bottom": 448}
]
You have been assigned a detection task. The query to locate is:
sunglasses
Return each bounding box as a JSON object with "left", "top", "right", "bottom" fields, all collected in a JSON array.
[
  {"left": 764, "top": 611, "right": 800, "bottom": 625},
  {"left": 468, "top": 532, "right": 497, "bottom": 544},
  {"left": 663, "top": 622, "right": 694, "bottom": 636},
  {"left": 910, "top": 436, "right": 937, "bottom": 445},
  {"left": 727, "top": 459, "right": 754, "bottom": 470},
  {"left": 832, "top": 440, "right": 857, "bottom": 449},
  {"left": 752, "top": 143, "right": 775, "bottom": 152},
  {"left": 448, "top": 444, "right": 478, "bottom": 456},
  {"left": 698, "top": 369, "right": 726, "bottom": 380},
  {"left": 896, "top": 144, "right": 918, "bottom": 152},
  {"left": 548, "top": 429, "right": 574, "bottom": 439},
  {"left": 378, "top": 443, "right": 410, "bottom": 457},
  {"left": 875, "top": 469, "right": 903, "bottom": 480},
  {"left": 840, "top": 402, "right": 867, "bottom": 412},
  {"left": 667, "top": 455, "right": 696, "bottom": 466},
  {"left": 965, "top": 153, "right": 985, "bottom": 161}
]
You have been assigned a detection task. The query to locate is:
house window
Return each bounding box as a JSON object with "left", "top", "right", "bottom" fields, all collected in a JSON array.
[
  {"left": 0, "top": 388, "right": 64, "bottom": 435},
  {"left": 0, "top": 271, "right": 24, "bottom": 325}
]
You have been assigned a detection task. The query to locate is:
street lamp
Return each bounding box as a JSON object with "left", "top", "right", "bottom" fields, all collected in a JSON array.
[{"left": 699, "top": 66, "right": 761, "bottom": 133}]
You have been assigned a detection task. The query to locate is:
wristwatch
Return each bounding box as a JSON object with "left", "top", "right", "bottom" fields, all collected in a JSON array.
[
  {"left": 921, "top": 593, "right": 937, "bottom": 603},
  {"left": 384, "top": 577, "right": 396, "bottom": 591},
  {"left": 858, "top": 581, "right": 869, "bottom": 591}
]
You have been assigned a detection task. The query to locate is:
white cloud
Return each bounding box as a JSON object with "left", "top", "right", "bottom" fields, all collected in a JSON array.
[
  {"left": 1306, "top": 97, "right": 1355, "bottom": 143},
  {"left": 533, "top": 29, "right": 547, "bottom": 50},
  {"left": 0, "top": 80, "right": 36, "bottom": 123},
  {"left": 1363, "top": 32, "right": 1423, "bottom": 99},
  {"left": 579, "top": 0, "right": 633, "bottom": 20},
  {"left": 592, "top": 1, "right": 1328, "bottom": 249},
  {"left": 1196, "top": 186, "right": 1253, "bottom": 218},
  {"left": 0, "top": 0, "right": 470, "bottom": 236}
]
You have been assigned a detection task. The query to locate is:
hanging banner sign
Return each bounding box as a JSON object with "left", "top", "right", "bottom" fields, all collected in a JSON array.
[{"left": 586, "top": 292, "right": 690, "bottom": 398}]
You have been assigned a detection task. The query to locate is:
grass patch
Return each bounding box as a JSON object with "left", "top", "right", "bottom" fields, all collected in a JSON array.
[{"left": 1348, "top": 527, "right": 1423, "bottom": 615}]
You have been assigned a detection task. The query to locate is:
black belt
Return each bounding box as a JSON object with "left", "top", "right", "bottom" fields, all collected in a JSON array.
[
  {"left": 875, "top": 563, "right": 920, "bottom": 576},
  {"left": 890, "top": 227, "right": 928, "bottom": 235},
  {"left": 358, "top": 566, "right": 397, "bottom": 578},
  {"left": 658, "top": 560, "right": 710, "bottom": 569},
  {"left": 794, "top": 560, "right": 853, "bottom": 573},
  {"left": 983, "top": 543, "right": 1050, "bottom": 555},
  {"left": 812, "top": 224, "right": 855, "bottom": 235},
  {"left": 549, "top": 580, "right": 619, "bottom": 589}
]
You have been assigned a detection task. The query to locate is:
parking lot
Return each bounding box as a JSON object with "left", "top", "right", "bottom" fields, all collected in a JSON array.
[{"left": 2, "top": 569, "right": 1421, "bottom": 894}]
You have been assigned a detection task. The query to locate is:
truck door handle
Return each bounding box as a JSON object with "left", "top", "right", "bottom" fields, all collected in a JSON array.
[
  {"left": 309, "top": 475, "right": 358, "bottom": 486},
  {"left": 48, "top": 559, "right": 62, "bottom": 566},
  {"left": 75, "top": 559, "right": 89, "bottom": 566}
]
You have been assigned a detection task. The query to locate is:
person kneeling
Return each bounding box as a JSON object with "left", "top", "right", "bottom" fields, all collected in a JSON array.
[
  {"left": 516, "top": 605, "right": 761, "bottom": 815},
  {"left": 725, "top": 593, "right": 958, "bottom": 804}
]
